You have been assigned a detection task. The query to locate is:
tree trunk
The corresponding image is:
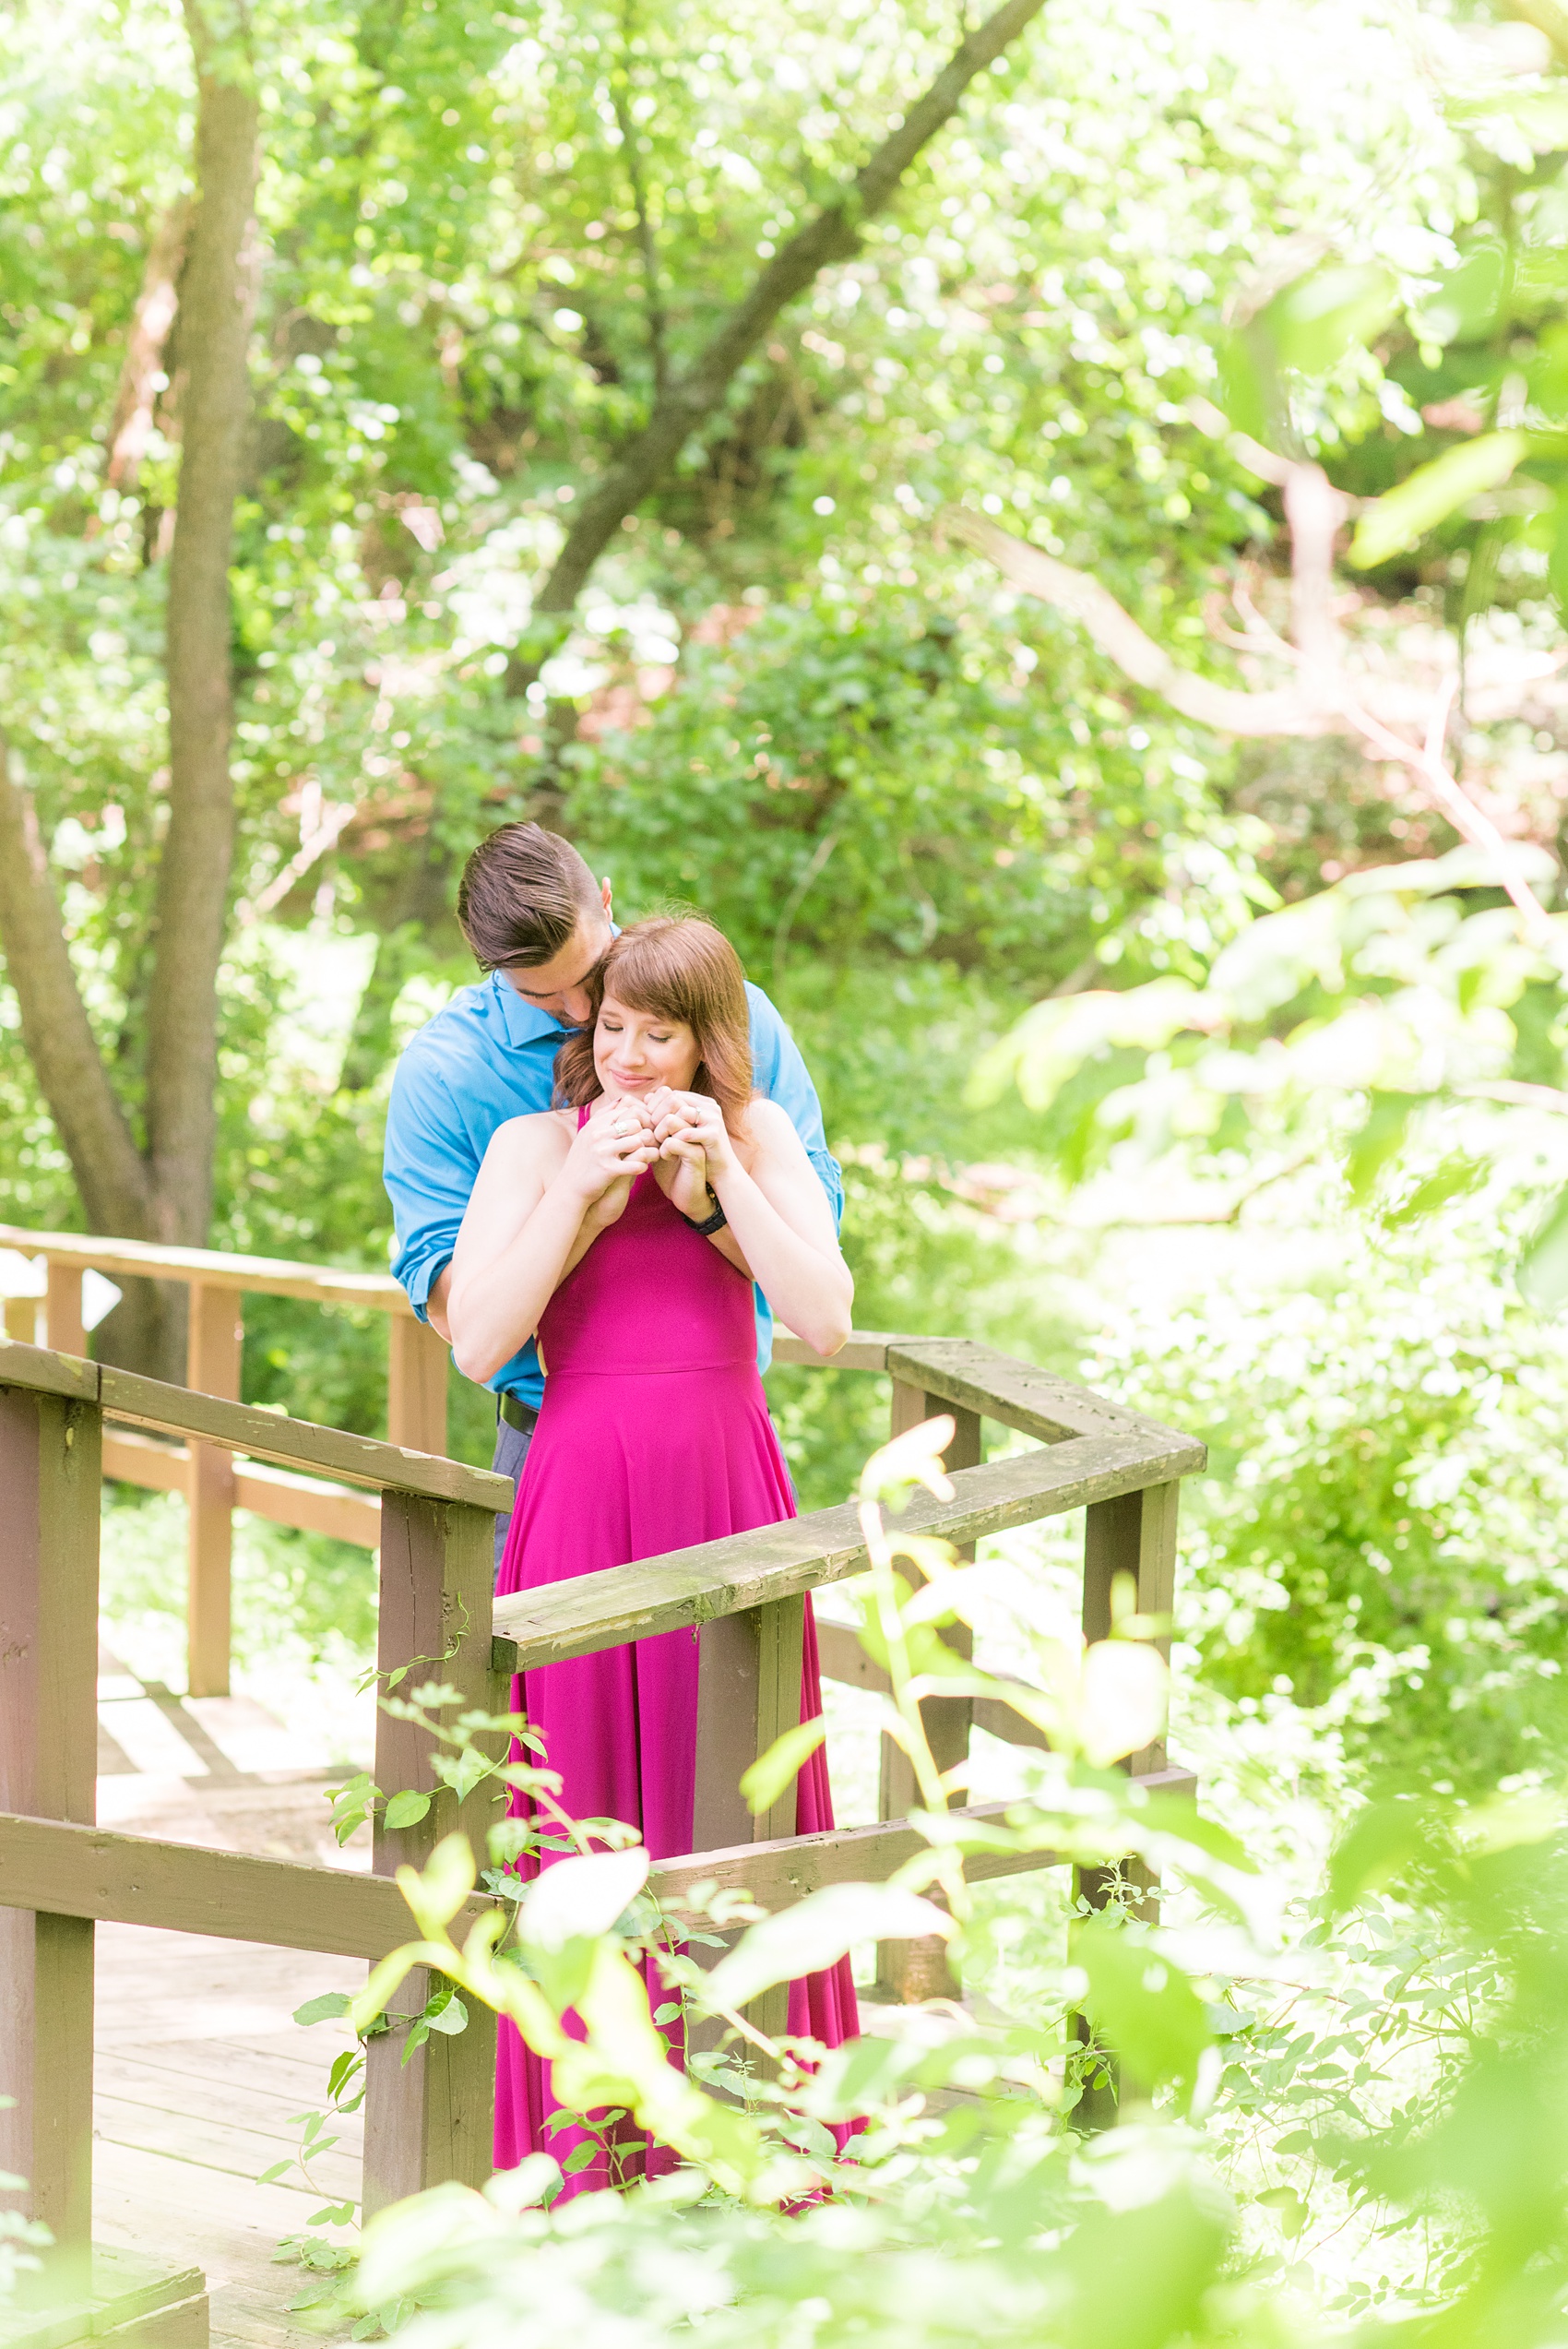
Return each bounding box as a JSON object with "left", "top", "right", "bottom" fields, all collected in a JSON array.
[
  {"left": 0, "top": 4, "right": 259, "bottom": 1379},
  {"left": 0, "top": 737, "right": 183, "bottom": 1371},
  {"left": 143, "top": 0, "right": 261, "bottom": 1248},
  {"left": 0, "top": 737, "right": 155, "bottom": 1237}
]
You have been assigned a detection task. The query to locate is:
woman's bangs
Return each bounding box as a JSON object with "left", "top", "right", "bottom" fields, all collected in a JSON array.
[{"left": 599, "top": 941, "right": 695, "bottom": 1028}]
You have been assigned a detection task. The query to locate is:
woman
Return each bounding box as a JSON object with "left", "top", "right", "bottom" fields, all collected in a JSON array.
[{"left": 448, "top": 913, "right": 859, "bottom": 2184}]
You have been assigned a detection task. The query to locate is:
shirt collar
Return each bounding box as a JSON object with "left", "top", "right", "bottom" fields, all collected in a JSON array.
[
  {"left": 485, "top": 924, "right": 622, "bottom": 1050},
  {"left": 489, "top": 970, "right": 571, "bottom": 1049}
]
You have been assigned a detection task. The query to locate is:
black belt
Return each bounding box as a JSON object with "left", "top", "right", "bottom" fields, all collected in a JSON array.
[{"left": 498, "top": 1392, "right": 540, "bottom": 1435}]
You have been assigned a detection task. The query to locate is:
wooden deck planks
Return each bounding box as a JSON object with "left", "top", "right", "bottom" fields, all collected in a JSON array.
[
  {"left": 88, "top": 1650, "right": 370, "bottom": 2349},
  {"left": 93, "top": 1919, "right": 365, "bottom": 2349}
]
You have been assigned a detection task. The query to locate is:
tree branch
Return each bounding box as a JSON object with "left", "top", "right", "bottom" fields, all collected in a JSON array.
[
  {"left": 103, "top": 199, "right": 192, "bottom": 492},
  {"left": 944, "top": 507, "right": 1336, "bottom": 736},
  {"left": 143, "top": 0, "right": 261, "bottom": 1243},
  {"left": 0, "top": 731, "right": 155, "bottom": 1235},
  {"left": 613, "top": 5, "right": 667, "bottom": 398},
  {"left": 505, "top": 0, "right": 1047, "bottom": 696},
  {"left": 945, "top": 499, "right": 1556, "bottom": 942}
]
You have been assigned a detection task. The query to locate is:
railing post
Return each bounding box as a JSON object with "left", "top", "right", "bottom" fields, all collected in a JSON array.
[
  {"left": 44, "top": 1261, "right": 85, "bottom": 1358},
  {"left": 186, "top": 1282, "right": 243, "bottom": 1699},
  {"left": 1082, "top": 1481, "right": 1179, "bottom": 1779},
  {"left": 1074, "top": 1480, "right": 1182, "bottom": 2124},
  {"left": 875, "top": 1379, "right": 980, "bottom": 2003},
  {"left": 0, "top": 1365, "right": 101, "bottom": 2300},
  {"left": 4, "top": 1295, "right": 39, "bottom": 1342},
  {"left": 363, "top": 1490, "right": 504, "bottom": 2215},
  {"left": 387, "top": 1315, "right": 449, "bottom": 1458},
  {"left": 692, "top": 1594, "right": 806, "bottom": 2041}
]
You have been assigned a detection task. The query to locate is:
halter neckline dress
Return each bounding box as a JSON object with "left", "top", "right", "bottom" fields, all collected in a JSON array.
[{"left": 492, "top": 1107, "right": 859, "bottom": 2188}]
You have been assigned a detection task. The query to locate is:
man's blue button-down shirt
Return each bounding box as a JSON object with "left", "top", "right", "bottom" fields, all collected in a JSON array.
[{"left": 384, "top": 971, "right": 842, "bottom": 1408}]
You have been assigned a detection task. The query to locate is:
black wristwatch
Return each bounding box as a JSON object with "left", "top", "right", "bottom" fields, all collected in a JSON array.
[{"left": 678, "top": 1192, "right": 728, "bottom": 1236}]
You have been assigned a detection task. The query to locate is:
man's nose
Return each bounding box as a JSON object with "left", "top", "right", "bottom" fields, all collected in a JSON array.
[{"left": 561, "top": 987, "right": 594, "bottom": 1027}]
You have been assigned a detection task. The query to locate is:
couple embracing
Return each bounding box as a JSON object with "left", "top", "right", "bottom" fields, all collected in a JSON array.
[{"left": 384, "top": 822, "right": 860, "bottom": 2184}]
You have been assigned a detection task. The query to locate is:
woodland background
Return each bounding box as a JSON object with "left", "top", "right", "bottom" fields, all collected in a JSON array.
[{"left": 8, "top": 0, "right": 1568, "bottom": 1830}]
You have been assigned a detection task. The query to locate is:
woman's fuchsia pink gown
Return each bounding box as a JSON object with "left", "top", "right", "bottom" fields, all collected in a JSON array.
[{"left": 492, "top": 1117, "right": 859, "bottom": 2184}]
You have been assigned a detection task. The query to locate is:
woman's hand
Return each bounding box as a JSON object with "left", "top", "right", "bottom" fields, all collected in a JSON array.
[
  {"left": 646, "top": 1090, "right": 734, "bottom": 1221},
  {"left": 563, "top": 1096, "right": 658, "bottom": 1225}
]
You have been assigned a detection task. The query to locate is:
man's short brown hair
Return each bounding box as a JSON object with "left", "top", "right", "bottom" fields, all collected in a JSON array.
[{"left": 456, "top": 823, "right": 601, "bottom": 970}]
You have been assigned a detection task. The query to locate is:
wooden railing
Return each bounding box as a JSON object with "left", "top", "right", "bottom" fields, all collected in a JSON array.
[
  {"left": 0, "top": 1226, "right": 450, "bottom": 1698},
  {"left": 0, "top": 1261, "right": 1205, "bottom": 2342}
]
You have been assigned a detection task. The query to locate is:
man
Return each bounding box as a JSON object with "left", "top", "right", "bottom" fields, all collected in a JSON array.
[{"left": 383, "top": 821, "right": 841, "bottom": 1559}]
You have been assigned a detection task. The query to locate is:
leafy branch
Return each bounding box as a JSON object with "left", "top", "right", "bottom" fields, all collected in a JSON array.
[{"left": 505, "top": 0, "right": 1050, "bottom": 694}]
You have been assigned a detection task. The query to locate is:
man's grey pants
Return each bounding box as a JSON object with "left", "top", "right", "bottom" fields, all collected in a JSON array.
[{"left": 491, "top": 1413, "right": 535, "bottom": 1578}]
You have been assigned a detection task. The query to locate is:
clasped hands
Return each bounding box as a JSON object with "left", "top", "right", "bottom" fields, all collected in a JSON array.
[{"left": 569, "top": 1088, "right": 730, "bottom": 1226}]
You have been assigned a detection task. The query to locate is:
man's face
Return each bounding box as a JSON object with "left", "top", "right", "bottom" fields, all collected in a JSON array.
[{"left": 496, "top": 894, "right": 614, "bottom": 1029}]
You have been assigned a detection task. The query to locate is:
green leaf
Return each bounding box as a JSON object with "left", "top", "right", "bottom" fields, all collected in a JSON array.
[
  {"left": 740, "top": 1714, "right": 827, "bottom": 1816},
  {"left": 562, "top": 2140, "right": 601, "bottom": 2173},
  {"left": 1384, "top": 1155, "right": 1486, "bottom": 1227},
  {"left": 256, "top": 2161, "right": 293, "bottom": 2185},
  {"left": 307, "top": 2202, "right": 356, "bottom": 2227},
  {"left": 382, "top": 1789, "right": 433, "bottom": 1831},
  {"left": 1216, "top": 326, "right": 1270, "bottom": 441},
  {"left": 424, "top": 1991, "right": 469, "bottom": 2037},
  {"left": 1345, "top": 1091, "right": 1422, "bottom": 1203},
  {"left": 1074, "top": 1914, "right": 1212, "bottom": 2101},
  {"left": 1422, "top": 240, "right": 1505, "bottom": 345},
  {"left": 517, "top": 1845, "right": 650, "bottom": 1950},
  {"left": 1256, "top": 2186, "right": 1309, "bottom": 2239},
  {"left": 1518, "top": 1183, "right": 1568, "bottom": 1311},
  {"left": 293, "top": 1992, "right": 352, "bottom": 2028},
  {"left": 703, "top": 1883, "right": 951, "bottom": 2011},
  {"left": 326, "top": 2050, "right": 362, "bottom": 2104},
  {"left": 1134, "top": 1792, "right": 1255, "bottom": 1873},
  {"left": 1327, "top": 1799, "right": 1439, "bottom": 1911},
  {"left": 406, "top": 1680, "right": 465, "bottom": 1709},
  {"left": 1351, "top": 432, "right": 1528, "bottom": 568},
  {"left": 432, "top": 1745, "right": 493, "bottom": 1803},
  {"left": 1261, "top": 262, "right": 1396, "bottom": 376}
]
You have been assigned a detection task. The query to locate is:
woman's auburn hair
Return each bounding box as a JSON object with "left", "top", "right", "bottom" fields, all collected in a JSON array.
[{"left": 553, "top": 915, "right": 754, "bottom": 1124}]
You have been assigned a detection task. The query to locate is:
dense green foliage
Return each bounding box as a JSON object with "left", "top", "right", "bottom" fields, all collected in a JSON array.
[
  {"left": 12, "top": 13, "right": 1568, "bottom": 2333},
  {"left": 6, "top": 0, "right": 1568, "bottom": 1776},
  {"left": 251, "top": 1446, "right": 1568, "bottom": 2349}
]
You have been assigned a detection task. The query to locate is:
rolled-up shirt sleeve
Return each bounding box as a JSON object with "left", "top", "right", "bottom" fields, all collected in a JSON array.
[
  {"left": 384, "top": 1047, "right": 478, "bottom": 1319},
  {"left": 745, "top": 985, "right": 843, "bottom": 1232}
]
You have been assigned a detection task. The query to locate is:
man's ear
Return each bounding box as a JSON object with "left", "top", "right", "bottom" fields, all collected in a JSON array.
[{"left": 600, "top": 876, "right": 613, "bottom": 918}]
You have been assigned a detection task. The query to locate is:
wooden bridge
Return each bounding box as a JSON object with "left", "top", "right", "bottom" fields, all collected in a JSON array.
[{"left": 0, "top": 1227, "right": 1204, "bottom": 2349}]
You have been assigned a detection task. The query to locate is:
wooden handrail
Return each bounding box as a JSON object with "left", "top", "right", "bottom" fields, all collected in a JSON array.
[
  {"left": 0, "top": 1339, "right": 508, "bottom": 1510},
  {"left": 0, "top": 1223, "right": 457, "bottom": 1697},
  {"left": 1, "top": 1309, "right": 1207, "bottom": 2294},
  {"left": 0, "top": 1771, "right": 1199, "bottom": 1955},
  {"left": 0, "top": 1222, "right": 413, "bottom": 1314},
  {"left": 493, "top": 1423, "right": 1204, "bottom": 1672}
]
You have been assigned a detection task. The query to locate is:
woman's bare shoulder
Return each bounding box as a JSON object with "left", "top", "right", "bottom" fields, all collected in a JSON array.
[
  {"left": 740, "top": 1094, "right": 805, "bottom": 1158},
  {"left": 481, "top": 1108, "right": 574, "bottom": 1170}
]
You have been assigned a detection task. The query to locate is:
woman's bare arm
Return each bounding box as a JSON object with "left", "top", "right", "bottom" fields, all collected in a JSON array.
[{"left": 447, "top": 1108, "right": 656, "bottom": 1383}]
